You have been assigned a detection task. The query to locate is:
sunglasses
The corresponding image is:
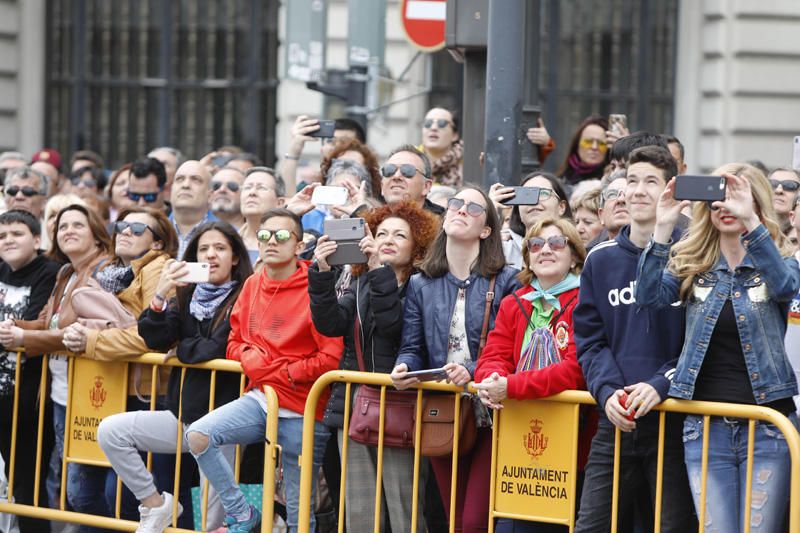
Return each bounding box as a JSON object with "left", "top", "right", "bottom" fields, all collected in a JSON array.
[
  {"left": 256, "top": 229, "right": 297, "bottom": 243},
  {"left": 423, "top": 118, "right": 452, "bottom": 129},
  {"left": 115, "top": 220, "right": 156, "bottom": 237},
  {"left": 5, "top": 186, "right": 42, "bottom": 198},
  {"left": 380, "top": 163, "right": 426, "bottom": 180},
  {"left": 578, "top": 138, "right": 608, "bottom": 151},
  {"left": 447, "top": 197, "right": 486, "bottom": 217},
  {"left": 770, "top": 179, "right": 800, "bottom": 192},
  {"left": 211, "top": 181, "right": 241, "bottom": 192},
  {"left": 127, "top": 191, "right": 159, "bottom": 203},
  {"left": 71, "top": 177, "right": 97, "bottom": 188},
  {"left": 527, "top": 235, "right": 569, "bottom": 253}
]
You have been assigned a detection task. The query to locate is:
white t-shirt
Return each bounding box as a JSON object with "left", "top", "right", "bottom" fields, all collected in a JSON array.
[
  {"left": 246, "top": 389, "right": 302, "bottom": 419},
  {"left": 48, "top": 274, "right": 76, "bottom": 407},
  {"left": 447, "top": 286, "right": 470, "bottom": 365},
  {"left": 784, "top": 289, "right": 800, "bottom": 413}
]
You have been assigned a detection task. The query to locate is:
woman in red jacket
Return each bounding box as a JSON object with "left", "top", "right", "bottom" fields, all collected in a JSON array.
[{"left": 474, "top": 216, "right": 595, "bottom": 533}]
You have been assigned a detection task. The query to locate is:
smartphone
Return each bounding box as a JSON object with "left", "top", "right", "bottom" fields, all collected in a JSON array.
[
  {"left": 323, "top": 218, "right": 368, "bottom": 265},
  {"left": 212, "top": 154, "right": 232, "bottom": 168},
  {"left": 500, "top": 186, "right": 540, "bottom": 206},
  {"left": 175, "top": 262, "right": 210, "bottom": 283},
  {"left": 312, "top": 185, "right": 349, "bottom": 206},
  {"left": 673, "top": 175, "right": 726, "bottom": 202},
  {"left": 793, "top": 136, "right": 800, "bottom": 171},
  {"left": 406, "top": 368, "right": 449, "bottom": 382},
  {"left": 309, "top": 119, "right": 336, "bottom": 138},
  {"left": 609, "top": 114, "right": 627, "bottom": 135}
]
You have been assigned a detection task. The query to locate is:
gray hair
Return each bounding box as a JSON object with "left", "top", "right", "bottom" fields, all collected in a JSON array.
[
  {"left": 147, "top": 146, "right": 185, "bottom": 167},
  {"left": 245, "top": 166, "right": 286, "bottom": 197},
  {"left": 5, "top": 166, "right": 49, "bottom": 193},
  {"left": 599, "top": 169, "right": 627, "bottom": 207},
  {"left": 325, "top": 159, "right": 373, "bottom": 197},
  {"left": 386, "top": 144, "right": 432, "bottom": 180}
]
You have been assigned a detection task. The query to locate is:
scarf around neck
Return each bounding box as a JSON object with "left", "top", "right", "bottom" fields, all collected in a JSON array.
[
  {"left": 96, "top": 263, "right": 135, "bottom": 294},
  {"left": 567, "top": 153, "right": 604, "bottom": 180},
  {"left": 190, "top": 280, "right": 238, "bottom": 321},
  {"left": 430, "top": 140, "right": 464, "bottom": 187},
  {"left": 520, "top": 273, "right": 580, "bottom": 311}
]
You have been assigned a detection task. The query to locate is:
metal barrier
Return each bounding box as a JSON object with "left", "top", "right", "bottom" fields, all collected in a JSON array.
[
  {"left": 297, "top": 370, "right": 800, "bottom": 533},
  {"left": 0, "top": 352, "right": 281, "bottom": 532}
]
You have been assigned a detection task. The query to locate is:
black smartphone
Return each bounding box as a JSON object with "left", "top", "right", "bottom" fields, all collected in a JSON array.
[
  {"left": 500, "top": 186, "right": 541, "bottom": 206},
  {"left": 323, "top": 218, "right": 367, "bottom": 265},
  {"left": 309, "top": 120, "right": 336, "bottom": 139},
  {"left": 673, "top": 175, "right": 726, "bottom": 202}
]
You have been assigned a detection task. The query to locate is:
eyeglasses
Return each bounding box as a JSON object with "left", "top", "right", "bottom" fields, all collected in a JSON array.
[
  {"left": 5, "top": 186, "right": 42, "bottom": 198},
  {"left": 256, "top": 229, "right": 298, "bottom": 243},
  {"left": 603, "top": 188, "right": 623, "bottom": 202},
  {"left": 423, "top": 118, "right": 452, "bottom": 129},
  {"left": 447, "top": 197, "right": 487, "bottom": 217},
  {"left": 70, "top": 177, "right": 97, "bottom": 188},
  {"left": 527, "top": 235, "right": 569, "bottom": 253},
  {"left": 241, "top": 183, "right": 274, "bottom": 194},
  {"left": 211, "top": 181, "right": 241, "bottom": 192},
  {"left": 380, "top": 163, "right": 426, "bottom": 180},
  {"left": 538, "top": 188, "right": 559, "bottom": 201},
  {"left": 770, "top": 179, "right": 800, "bottom": 192},
  {"left": 578, "top": 138, "right": 608, "bottom": 151},
  {"left": 115, "top": 220, "right": 156, "bottom": 237},
  {"left": 127, "top": 191, "right": 160, "bottom": 203}
]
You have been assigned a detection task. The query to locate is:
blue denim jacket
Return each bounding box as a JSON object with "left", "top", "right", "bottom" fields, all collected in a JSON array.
[{"left": 635, "top": 224, "right": 800, "bottom": 403}]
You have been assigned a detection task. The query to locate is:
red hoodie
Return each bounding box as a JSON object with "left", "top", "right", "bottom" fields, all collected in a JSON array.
[{"left": 227, "top": 260, "right": 343, "bottom": 420}]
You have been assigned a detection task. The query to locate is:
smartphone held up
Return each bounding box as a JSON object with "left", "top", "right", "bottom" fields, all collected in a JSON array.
[{"left": 673, "top": 175, "right": 726, "bottom": 203}]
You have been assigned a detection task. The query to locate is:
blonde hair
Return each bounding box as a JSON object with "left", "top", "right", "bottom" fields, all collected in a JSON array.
[
  {"left": 518, "top": 216, "right": 586, "bottom": 286},
  {"left": 571, "top": 187, "right": 602, "bottom": 215},
  {"left": 668, "top": 162, "right": 793, "bottom": 301},
  {"left": 44, "top": 193, "right": 86, "bottom": 225}
]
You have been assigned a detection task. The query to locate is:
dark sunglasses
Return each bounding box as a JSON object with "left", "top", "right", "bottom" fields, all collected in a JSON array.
[
  {"left": 423, "top": 118, "right": 452, "bottom": 129},
  {"left": 115, "top": 220, "right": 156, "bottom": 237},
  {"left": 527, "top": 235, "right": 569, "bottom": 253},
  {"left": 380, "top": 163, "right": 426, "bottom": 180},
  {"left": 770, "top": 179, "right": 800, "bottom": 192},
  {"left": 256, "top": 229, "right": 297, "bottom": 243},
  {"left": 70, "top": 177, "right": 97, "bottom": 188},
  {"left": 447, "top": 197, "right": 486, "bottom": 217},
  {"left": 5, "top": 186, "right": 42, "bottom": 198},
  {"left": 211, "top": 181, "right": 241, "bottom": 192},
  {"left": 127, "top": 191, "right": 159, "bottom": 203}
]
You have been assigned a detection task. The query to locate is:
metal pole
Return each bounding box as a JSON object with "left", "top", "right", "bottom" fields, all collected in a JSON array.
[{"left": 482, "top": 0, "right": 526, "bottom": 188}]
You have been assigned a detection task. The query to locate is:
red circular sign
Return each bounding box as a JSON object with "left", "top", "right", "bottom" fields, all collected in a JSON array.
[{"left": 400, "top": 0, "right": 447, "bottom": 51}]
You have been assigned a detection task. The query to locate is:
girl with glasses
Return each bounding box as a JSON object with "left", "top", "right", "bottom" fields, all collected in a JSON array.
[
  {"left": 98, "top": 221, "right": 252, "bottom": 532},
  {"left": 475, "top": 217, "right": 595, "bottom": 532},
  {"left": 391, "top": 186, "right": 520, "bottom": 533},
  {"left": 556, "top": 115, "right": 610, "bottom": 186},
  {"left": 636, "top": 163, "right": 800, "bottom": 532}
]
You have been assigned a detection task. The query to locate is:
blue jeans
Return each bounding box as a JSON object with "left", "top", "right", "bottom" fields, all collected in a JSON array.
[
  {"left": 187, "top": 394, "right": 330, "bottom": 532},
  {"left": 683, "top": 413, "right": 798, "bottom": 533},
  {"left": 48, "top": 402, "right": 67, "bottom": 510},
  {"left": 574, "top": 419, "right": 696, "bottom": 533}
]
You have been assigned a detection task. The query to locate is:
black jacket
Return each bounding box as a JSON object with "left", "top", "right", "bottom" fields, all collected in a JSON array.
[
  {"left": 308, "top": 265, "right": 406, "bottom": 429},
  {"left": 137, "top": 294, "right": 240, "bottom": 425}
]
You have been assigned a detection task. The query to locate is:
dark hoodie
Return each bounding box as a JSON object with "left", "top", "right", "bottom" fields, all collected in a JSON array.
[{"left": 573, "top": 225, "right": 685, "bottom": 422}]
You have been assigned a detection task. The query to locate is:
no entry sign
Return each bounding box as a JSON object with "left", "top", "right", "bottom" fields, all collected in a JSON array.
[{"left": 400, "top": 0, "right": 446, "bottom": 51}]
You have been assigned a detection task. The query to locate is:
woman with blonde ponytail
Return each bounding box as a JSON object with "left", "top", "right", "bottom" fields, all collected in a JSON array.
[{"left": 635, "top": 162, "right": 800, "bottom": 532}]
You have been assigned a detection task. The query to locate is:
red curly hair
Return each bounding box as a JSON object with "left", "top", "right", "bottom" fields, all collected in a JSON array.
[
  {"left": 351, "top": 201, "right": 439, "bottom": 281},
  {"left": 320, "top": 138, "right": 382, "bottom": 198}
]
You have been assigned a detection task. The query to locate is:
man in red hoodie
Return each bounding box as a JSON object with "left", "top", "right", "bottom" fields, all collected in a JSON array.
[{"left": 186, "top": 208, "right": 343, "bottom": 533}]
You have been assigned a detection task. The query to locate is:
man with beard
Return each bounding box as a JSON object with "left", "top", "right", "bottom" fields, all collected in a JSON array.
[{"left": 209, "top": 167, "right": 245, "bottom": 229}]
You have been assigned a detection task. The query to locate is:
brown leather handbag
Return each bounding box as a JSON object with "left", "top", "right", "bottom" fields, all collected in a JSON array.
[
  {"left": 419, "top": 275, "right": 496, "bottom": 457},
  {"left": 348, "top": 316, "right": 418, "bottom": 448}
]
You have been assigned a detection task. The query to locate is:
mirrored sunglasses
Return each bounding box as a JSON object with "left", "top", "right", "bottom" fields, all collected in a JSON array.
[
  {"left": 256, "top": 228, "right": 296, "bottom": 243},
  {"left": 127, "top": 191, "right": 159, "bottom": 203},
  {"left": 423, "top": 118, "right": 451, "bottom": 129},
  {"left": 527, "top": 235, "right": 569, "bottom": 253}
]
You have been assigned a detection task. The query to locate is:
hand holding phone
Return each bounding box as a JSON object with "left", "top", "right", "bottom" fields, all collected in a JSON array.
[
  {"left": 174, "top": 262, "right": 210, "bottom": 283},
  {"left": 311, "top": 186, "right": 349, "bottom": 206},
  {"left": 309, "top": 120, "right": 336, "bottom": 139},
  {"left": 499, "top": 186, "right": 541, "bottom": 206},
  {"left": 673, "top": 175, "right": 726, "bottom": 202},
  {"left": 405, "top": 368, "right": 448, "bottom": 382},
  {"left": 323, "top": 218, "right": 367, "bottom": 266}
]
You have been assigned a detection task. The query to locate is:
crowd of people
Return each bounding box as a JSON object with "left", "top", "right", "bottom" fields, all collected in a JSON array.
[{"left": 0, "top": 106, "right": 798, "bottom": 533}]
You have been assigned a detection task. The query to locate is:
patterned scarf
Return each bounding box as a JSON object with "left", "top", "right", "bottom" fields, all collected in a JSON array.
[
  {"left": 430, "top": 140, "right": 464, "bottom": 187},
  {"left": 96, "top": 264, "right": 135, "bottom": 294},
  {"left": 189, "top": 281, "right": 238, "bottom": 321}
]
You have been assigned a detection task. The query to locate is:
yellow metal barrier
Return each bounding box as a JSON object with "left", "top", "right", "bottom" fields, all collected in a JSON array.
[
  {"left": 0, "top": 352, "right": 281, "bottom": 532},
  {"left": 297, "top": 371, "right": 800, "bottom": 533}
]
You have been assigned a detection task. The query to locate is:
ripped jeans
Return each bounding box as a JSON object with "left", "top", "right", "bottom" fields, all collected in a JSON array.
[{"left": 683, "top": 413, "right": 798, "bottom": 533}]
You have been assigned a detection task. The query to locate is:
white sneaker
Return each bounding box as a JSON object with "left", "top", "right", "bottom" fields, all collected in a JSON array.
[{"left": 136, "top": 492, "right": 184, "bottom": 533}]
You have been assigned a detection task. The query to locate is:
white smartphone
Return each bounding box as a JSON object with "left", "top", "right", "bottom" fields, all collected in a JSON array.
[
  {"left": 311, "top": 185, "right": 348, "bottom": 206},
  {"left": 793, "top": 136, "right": 800, "bottom": 171},
  {"left": 175, "top": 262, "right": 210, "bottom": 283}
]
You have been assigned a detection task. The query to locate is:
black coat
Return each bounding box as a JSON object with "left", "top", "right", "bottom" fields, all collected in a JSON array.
[
  {"left": 137, "top": 295, "right": 240, "bottom": 425},
  {"left": 308, "top": 265, "right": 406, "bottom": 429}
]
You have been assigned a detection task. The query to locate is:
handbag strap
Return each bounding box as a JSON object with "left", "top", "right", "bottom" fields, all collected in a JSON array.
[
  {"left": 353, "top": 280, "right": 367, "bottom": 372},
  {"left": 477, "top": 275, "right": 497, "bottom": 357}
]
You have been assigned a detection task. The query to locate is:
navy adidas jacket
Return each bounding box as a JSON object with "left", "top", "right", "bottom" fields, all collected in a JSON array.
[{"left": 573, "top": 225, "right": 685, "bottom": 420}]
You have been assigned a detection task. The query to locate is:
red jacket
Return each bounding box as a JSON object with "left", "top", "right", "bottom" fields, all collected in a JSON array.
[
  {"left": 475, "top": 286, "right": 596, "bottom": 468},
  {"left": 227, "top": 260, "right": 344, "bottom": 420}
]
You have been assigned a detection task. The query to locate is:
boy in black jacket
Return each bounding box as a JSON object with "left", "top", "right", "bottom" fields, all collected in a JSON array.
[
  {"left": 0, "top": 210, "right": 60, "bottom": 532},
  {"left": 573, "top": 147, "right": 695, "bottom": 532}
]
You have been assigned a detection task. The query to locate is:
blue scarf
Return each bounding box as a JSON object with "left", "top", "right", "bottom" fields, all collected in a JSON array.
[
  {"left": 520, "top": 273, "right": 580, "bottom": 311},
  {"left": 189, "top": 281, "right": 238, "bottom": 321}
]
